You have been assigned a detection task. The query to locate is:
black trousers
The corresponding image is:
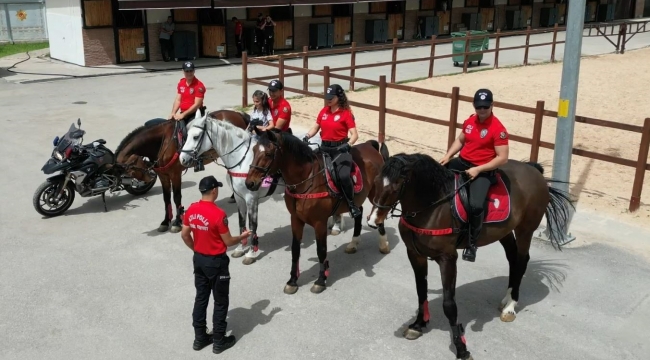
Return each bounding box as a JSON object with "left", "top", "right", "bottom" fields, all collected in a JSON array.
[
  {"left": 234, "top": 36, "right": 243, "bottom": 57},
  {"left": 159, "top": 38, "right": 173, "bottom": 61},
  {"left": 323, "top": 143, "right": 354, "bottom": 201},
  {"left": 192, "top": 252, "right": 231, "bottom": 335},
  {"left": 447, "top": 157, "right": 496, "bottom": 216},
  {"left": 266, "top": 36, "right": 274, "bottom": 55}
]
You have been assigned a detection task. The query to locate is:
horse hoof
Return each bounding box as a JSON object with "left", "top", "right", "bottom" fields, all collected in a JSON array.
[
  {"left": 500, "top": 312, "right": 516, "bottom": 322},
  {"left": 284, "top": 284, "right": 298, "bottom": 295},
  {"left": 170, "top": 226, "right": 181, "bottom": 233},
  {"left": 330, "top": 229, "right": 340, "bottom": 236},
  {"left": 345, "top": 247, "right": 357, "bottom": 254},
  {"left": 379, "top": 246, "right": 390, "bottom": 254},
  {"left": 242, "top": 257, "right": 256, "bottom": 265},
  {"left": 310, "top": 284, "right": 326, "bottom": 294},
  {"left": 231, "top": 251, "right": 245, "bottom": 258},
  {"left": 158, "top": 225, "right": 169, "bottom": 232},
  {"left": 462, "top": 355, "right": 474, "bottom": 360},
  {"left": 403, "top": 328, "right": 423, "bottom": 340}
]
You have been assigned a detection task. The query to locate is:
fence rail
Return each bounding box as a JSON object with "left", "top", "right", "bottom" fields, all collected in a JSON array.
[{"left": 241, "top": 21, "right": 650, "bottom": 213}]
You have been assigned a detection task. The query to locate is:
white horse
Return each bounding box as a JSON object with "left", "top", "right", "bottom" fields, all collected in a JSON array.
[{"left": 179, "top": 111, "right": 344, "bottom": 264}]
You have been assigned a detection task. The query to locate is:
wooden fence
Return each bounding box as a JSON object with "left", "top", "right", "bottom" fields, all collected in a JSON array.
[{"left": 241, "top": 26, "right": 650, "bottom": 213}]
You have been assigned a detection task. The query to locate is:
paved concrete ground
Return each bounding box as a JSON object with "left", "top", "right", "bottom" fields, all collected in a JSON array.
[{"left": 1, "top": 27, "right": 650, "bottom": 360}]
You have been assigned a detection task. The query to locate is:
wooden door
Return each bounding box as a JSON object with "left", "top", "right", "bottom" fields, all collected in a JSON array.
[
  {"left": 586, "top": 1, "right": 598, "bottom": 22},
  {"left": 273, "top": 20, "right": 293, "bottom": 50},
  {"left": 334, "top": 17, "right": 351, "bottom": 45},
  {"left": 521, "top": 5, "right": 533, "bottom": 27},
  {"left": 388, "top": 13, "right": 403, "bottom": 40},
  {"left": 437, "top": 11, "right": 450, "bottom": 35},
  {"left": 480, "top": 8, "right": 495, "bottom": 31},
  {"left": 557, "top": 4, "right": 566, "bottom": 25},
  {"left": 118, "top": 28, "right": 146, "bottom": 62},
  {"left": 201, "top": 25, "right": 226, "bottom": 57}
]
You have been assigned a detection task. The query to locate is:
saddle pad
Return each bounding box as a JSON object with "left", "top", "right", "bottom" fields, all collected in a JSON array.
[
  {"left": 325, "top": 163, "right": 363, "bottom": 195},
  {"left": 454, "top": 172, "right": 511, "bottom": 224}
]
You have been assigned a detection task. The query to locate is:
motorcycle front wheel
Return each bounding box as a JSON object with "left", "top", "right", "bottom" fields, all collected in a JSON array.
[
  {"left": 33, "top": 180, "right": 76, "bottom": 217},
  {"left": 124, "top": 174, "right": 157, "bottom": 196}
]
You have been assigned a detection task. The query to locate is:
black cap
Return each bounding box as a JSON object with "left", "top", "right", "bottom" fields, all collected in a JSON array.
[
  {"left": 182, "top": 61, "right": 195, "bottom": 71},
  {"left": 268, "top": 79, "right": 283, "bottom": 91},
  {"left": 473, "top": 89, "right": 493, "bottom": 108},
  {"left": 198, "top": 175, "right": 223, "bottom": 193},
  {"left": 325, "top": 84, "right": 344, "bottom": 100}
]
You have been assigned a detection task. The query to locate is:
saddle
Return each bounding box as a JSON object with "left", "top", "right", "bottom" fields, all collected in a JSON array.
[
  {"left": 320, "top": 149, "right": 363, "bottom": 199},
  {"left": 451, "top": 169, "right": 512, "bottom": 225}
]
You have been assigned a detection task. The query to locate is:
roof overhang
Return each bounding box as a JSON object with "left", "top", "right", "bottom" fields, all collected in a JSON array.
[{"left": 118, "top": 0, "right": 381, "bottom": 10}]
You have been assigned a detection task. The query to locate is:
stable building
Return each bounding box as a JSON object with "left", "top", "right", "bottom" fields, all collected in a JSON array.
[{"left": 45, "top": 0, "right": 642, "bottom": 67}]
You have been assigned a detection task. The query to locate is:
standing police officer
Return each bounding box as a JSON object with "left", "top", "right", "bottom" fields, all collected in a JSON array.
[{"left": 181, "top": 175, "right": 251, "bottom": 353}]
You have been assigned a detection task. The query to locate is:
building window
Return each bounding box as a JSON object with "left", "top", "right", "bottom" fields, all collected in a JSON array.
[{"left": 82, "top": 0, "right": 113, "bottom": 28}]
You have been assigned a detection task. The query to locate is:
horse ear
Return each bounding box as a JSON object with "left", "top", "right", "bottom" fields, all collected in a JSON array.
[{"left": 267, "top": 129, "right": 278, "bottom": 142}]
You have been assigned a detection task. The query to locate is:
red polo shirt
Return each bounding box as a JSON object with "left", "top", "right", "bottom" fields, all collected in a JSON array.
[
  {"left": 459, "top": 113, "right": 509, "bottom": 166},
  {"left": 316, "top": 106, "right": 356, "bottom": 141},
  {"left": 234, "top": 21, "right": 243, "bottom": 36},
  {"left": 183, "top": 200, "right": 229, "bottom": 256},
  {"left": 177, "top": 77, "right": 206, "bottom": 112},
  {"left": 268, "top": 97, "right": 292, "bottom": 131}
]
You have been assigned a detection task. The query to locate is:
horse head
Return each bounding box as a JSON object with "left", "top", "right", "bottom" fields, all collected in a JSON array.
[
  {"left": 246, "top": 128, "right": 282, "bottom": 191},
  {"left": 368, "top": 154, "right": 414, "bottom": 227},
  {"left": 117, "top": 154, "right": 157, "bottom": 183},
  {"left": 179, "top": 110, "right": 212, "bottom": 167}
]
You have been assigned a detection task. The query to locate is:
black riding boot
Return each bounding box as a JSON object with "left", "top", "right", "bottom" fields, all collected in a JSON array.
[
  {"left": 462, "top": 212, "right": 483, "bottom": 262},
  {"left": 213, "top": 333, "right": 236, "bottom": 354},
  {"left": 193, "top": 327, "right": 213, "bottom": 351},
  {"left": 341, "top": 179, "right": 361, "bottom": 219}
]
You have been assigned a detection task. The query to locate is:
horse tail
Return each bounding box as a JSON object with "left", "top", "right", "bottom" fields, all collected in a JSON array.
[
  {"left": 525, "top": 161, "right": 575, "bottom": 250},
  {"left": 366, "top": 140, "right": 390, "bottom": 161}
]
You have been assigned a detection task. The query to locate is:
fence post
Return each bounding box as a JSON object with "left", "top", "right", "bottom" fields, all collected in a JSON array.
[
  {"left": 302, "top": 46, "right": 308, "bottom": 91},
  {"left": 551, "top": 23, "right": 558, "bottom": 63},
  {"left": 524, "top": 26, "right": 531, "bottom": 66},
  {"left": 494, "top": 28, "right": 501, "bottom": 69},
  {"left": 428, "top": 35, "right": 437, "bottom": 78},
  {"left": 463, "top": 31, "right": 470, "bottom": 74},
  {"left": 378, "top": 75, "right": 387, "bottom": 143},
  {"left": 391, "top": 38, "right": 398, "bottom": 83},
  {"left": 323, "top": 66, "right": 330, "bottom": 107},
  {"left": 350, "top": 42, "right": 356, "bottom": 91},
  {"left": 529, "top": 100, "right": 545, "bottom": 163},
  {"left": 279, "top": 55, "right": 285, "bottom": 85},
  {"left": 629, "top": 118, "right": 650, "bottom": 212},
  {"left": 619, "top": 23, "right": 627, "bottom": 54},
  {"left": 242, "top": 51, "right": 248, "bottom": 108},
  {"left": 448, "top": 87, "right": 460, "bottom": 149}
]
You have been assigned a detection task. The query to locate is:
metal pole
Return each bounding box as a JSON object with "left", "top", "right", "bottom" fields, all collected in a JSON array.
[
  {"left": 4, "top": 4, "right": 14, "bottom": 44},
  {"left": 535, "top": 0, "right": 585, "bottom": 246}
]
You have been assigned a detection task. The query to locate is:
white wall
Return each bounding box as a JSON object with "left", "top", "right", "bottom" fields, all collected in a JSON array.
[
  {"left": 147, "top": 9, "right": 172, "bottom": 24},
  {"left": 45, "top": 0, "right": 84, "bottom": 66},
  {"left": 293, "top": 5, "right": 310, "bottom": 18}
]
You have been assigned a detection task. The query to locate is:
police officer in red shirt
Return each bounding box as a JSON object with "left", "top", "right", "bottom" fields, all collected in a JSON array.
[
  {"left": 264, "top": 79, "right": 293, "bottom": 134},
  {"left": 170, "top": 61, "right": 206, "bottom": 134},
  {"left": 302, "top": 84, "right": 361, "bottom": 219},
  {"left": 440, "top": 89, "right": 509, "bottom": 262},
  {"left": 181, "top": 175, "right": 251, "bottom": 354},
  {"left": 231, "top": 17, "right": 243, "bottom": 58}
]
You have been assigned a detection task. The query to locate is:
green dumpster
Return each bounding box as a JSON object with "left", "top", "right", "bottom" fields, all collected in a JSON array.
[{"left": 451, "top": 30, "right": 489, "bottom": 67}]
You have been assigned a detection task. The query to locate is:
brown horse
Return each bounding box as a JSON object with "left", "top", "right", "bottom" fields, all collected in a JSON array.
[
  {"left": 367, "top": 153, "right": 574, "bottom": 360},
  {"left": 115, "top": 109, "right": 249, "bottom": 233},
  {"left": 244, "top": 128, "right": 391, "bottom": 294}
]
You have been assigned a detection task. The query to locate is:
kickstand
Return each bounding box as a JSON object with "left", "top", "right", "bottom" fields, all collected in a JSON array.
[{"left": 102, "top": 192, "right": 108, "bottom": 212}]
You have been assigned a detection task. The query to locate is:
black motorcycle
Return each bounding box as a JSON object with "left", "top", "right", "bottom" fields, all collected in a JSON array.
[{"left": 33, "top": 119, "right": 157, "bottom": 217}]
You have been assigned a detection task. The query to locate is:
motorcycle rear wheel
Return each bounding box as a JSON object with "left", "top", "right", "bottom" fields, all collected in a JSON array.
[
  {"left": 33, "top": 180, "right": 76, "bottom": 217},
  {"left": 124, "top": 174, "right": 157, "bottom": 196}
]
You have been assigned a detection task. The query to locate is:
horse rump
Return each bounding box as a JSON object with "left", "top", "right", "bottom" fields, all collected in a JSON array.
[{"left": 366, "top": 140, "right": 390, "bottom": 161}]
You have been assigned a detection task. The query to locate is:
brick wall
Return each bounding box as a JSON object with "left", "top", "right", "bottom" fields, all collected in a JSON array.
[{"left": 83, "top": 28, "right": 115, "bottom": 66}]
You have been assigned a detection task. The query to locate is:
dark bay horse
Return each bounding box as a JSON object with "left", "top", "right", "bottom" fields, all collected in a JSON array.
[
  {"left": 244, "top": 128, "right": 391, "bottom": 294},
  {"left": 367, "top": 153, "right": 574, "bottom": 360},
  {"left": 115, "top": 110, "right": 249, "bottom": 233}
]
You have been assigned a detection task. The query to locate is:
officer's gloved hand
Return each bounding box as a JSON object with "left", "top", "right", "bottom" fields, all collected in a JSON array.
[
  {"left": 338, "top": 143, "right": 351, "bottom": 153},
  {"left": 302, "top": 136, "right": 310, "bottom": 143}
]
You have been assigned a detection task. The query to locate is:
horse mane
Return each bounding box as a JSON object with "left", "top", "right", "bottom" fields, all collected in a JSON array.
[
  {"left": 258, "top": 131, "right": 314, "bottom": 164},
  {"left": 381, "top": 153, "right": 455, "bottom": 199},
  {"left": 115, "top": 122, "right": 165, "bottom": 156}
]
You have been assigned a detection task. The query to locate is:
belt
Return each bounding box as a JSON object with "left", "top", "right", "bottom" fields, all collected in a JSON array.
[
  {"left": 195, "top": 251, "right": 228, "bottom": 258},
  {"left": 322, "top": 139, "right": 348, "bottom": 147}
]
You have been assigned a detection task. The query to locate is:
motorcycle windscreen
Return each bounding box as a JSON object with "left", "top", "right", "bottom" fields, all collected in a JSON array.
[{"left": 56, "top": 123, "right": 85, "bottom": 153}]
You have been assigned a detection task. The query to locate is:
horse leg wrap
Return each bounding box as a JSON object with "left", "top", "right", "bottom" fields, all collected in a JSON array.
[
  {"left": 321, "top": 260, "right": 330, "bottom": 279},
  {"left": 452, "top": 323, "right": 470, "bottom": 359}
]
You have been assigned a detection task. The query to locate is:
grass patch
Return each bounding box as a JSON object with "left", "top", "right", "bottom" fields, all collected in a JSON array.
[{"left": 0, "top": 41, "right": 49, "bottom": 58}]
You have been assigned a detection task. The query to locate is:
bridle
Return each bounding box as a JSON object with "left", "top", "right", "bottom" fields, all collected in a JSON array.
[{"left": 180, "top": 118, "right": 253, "bottom": 171}]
